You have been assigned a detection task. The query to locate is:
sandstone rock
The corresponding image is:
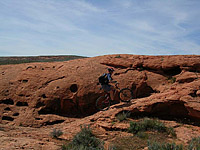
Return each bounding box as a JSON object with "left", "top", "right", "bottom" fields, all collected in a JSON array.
[
  {"left": 1, "top": 54, "right": 200, "bottom": 150},
  {"left": 1, "top": 54, "right": 200, "bottom": 127},
  {"left": 176, "top": 72, "right": 198, "bottom": 83},
  {"left": 196, "top": 90, "right": 200, "bottom": 97}
]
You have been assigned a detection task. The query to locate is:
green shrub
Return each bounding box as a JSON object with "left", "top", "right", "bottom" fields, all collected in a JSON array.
[
  {"left": 168, "top": 77, "right": 176, "bottom": 83},
  {"left": 188, "top": 136, "right": 200, "bottom": 150},
  {"left": 62, "top": 144, "right": 93, "bottom": 150},
  {"left": 167, "top": 127, "right": 176, "bottom": 137},
  {"left": 50, "top": 128, "right": 63, "bottom": 139},
  {"left": 128, "top": 121, "right": 142, "bottom": 134},
  {"left": 148, "top": 141, "right": 183, "bottom": 150},
  {"left": 136, "top": 132, "right": 149, "bottom": 139},
  {"left": 108, "top": 144, "right": 117, "bottom": 150},
  {"left": 142, "top": 117, "right": 167, "bottom": 132},
  {"left": 128, "top": 118, "right": 176, "bottom": 137},
  {"left": 61, "top": 144, "right": 68, "bottom": 150},
  {"left": 116, "top": 111, "right": 130, "bottom": 122},
  {"left": 115, "top": 55, "right": 121, "bottom": 58},
  {"left": 62, "top": 125, "right": 104, "bottom": 150},
  {"left": 148, "top": 141, "right": 160, "bottom": 150}
]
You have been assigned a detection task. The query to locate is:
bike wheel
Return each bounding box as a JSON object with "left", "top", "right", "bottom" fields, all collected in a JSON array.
[
  {"left": 96, "top": 96, "right": 111, "bottom": 111},
  {"left": 119, "top": 88, "right": 133, "bottom": 102}
]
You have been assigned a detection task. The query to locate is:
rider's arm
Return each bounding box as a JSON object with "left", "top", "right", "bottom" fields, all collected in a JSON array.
[
  {"left": 107, "top": 73, "right": 117, "bottom": 83},
  {"left": 107, "top": 73, "right": 112, "bottom": 81}
]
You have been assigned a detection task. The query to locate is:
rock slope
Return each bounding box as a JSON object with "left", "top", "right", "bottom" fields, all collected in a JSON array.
[
  {"left": 1, "top": 54, "right": 200, "bottom": 149},
  {"left": 0, "top": 54, "right": 200, "bottom": 127}
]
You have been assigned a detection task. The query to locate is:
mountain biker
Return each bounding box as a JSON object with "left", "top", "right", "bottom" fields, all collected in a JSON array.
[{"left": 99, "top": 68, "right": 116, "bottom": 100}]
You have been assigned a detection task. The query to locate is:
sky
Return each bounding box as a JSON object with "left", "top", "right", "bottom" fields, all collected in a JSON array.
[{"left": 0, "top": 0, "right": 200, "bottom": 57}]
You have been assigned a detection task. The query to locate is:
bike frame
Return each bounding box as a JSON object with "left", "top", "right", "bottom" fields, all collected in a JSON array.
[
  {"left": 102, "top": 82, "right": 120, "bottom": 100},
  {"left": 96, "top": 82, "right": 133, "bottom": 111}
]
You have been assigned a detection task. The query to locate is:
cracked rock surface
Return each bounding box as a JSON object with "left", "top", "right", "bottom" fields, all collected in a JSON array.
[{"left": 0, "top": 54, "right": 200, "bottom": 149}]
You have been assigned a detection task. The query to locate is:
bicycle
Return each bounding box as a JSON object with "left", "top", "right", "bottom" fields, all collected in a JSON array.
[{"left": 96, "top": 82, "right": 133, "bottom": 111}]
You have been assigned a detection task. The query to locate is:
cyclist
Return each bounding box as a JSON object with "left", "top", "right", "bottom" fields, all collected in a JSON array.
[{"left": 99, "top": 68, "right": 116, "bottom": 100}]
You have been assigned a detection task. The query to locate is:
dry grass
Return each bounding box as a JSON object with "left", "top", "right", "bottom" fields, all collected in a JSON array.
[{"left": 109, "top": 132, "right": 170, "bottom": 150}]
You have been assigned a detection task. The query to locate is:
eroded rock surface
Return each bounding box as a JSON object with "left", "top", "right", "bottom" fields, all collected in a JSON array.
[
  {"left": 1, "top": 54, "right": 200, "bottom": 149},
  {"left": 0, "top": 54, "right": 200, "bottom": 127}
]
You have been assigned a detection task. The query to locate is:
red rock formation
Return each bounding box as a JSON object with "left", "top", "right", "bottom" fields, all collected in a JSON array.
[{"left": 0, "top": 54, "right": 200, "bottom": 127}]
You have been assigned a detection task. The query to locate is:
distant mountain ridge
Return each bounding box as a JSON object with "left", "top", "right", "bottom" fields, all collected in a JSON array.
[{"left": 0, "top": 55, "right": 87, "bottom": 65}]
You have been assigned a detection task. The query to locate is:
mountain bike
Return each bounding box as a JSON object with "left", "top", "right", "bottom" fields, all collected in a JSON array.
[{"left": 96, "top": 82, "right": 133, "bottom": 111}]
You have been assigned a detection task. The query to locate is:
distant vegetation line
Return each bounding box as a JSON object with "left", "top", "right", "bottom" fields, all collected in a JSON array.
[{"left": 0, "top": 55, "right": 88, "bottom": 65}]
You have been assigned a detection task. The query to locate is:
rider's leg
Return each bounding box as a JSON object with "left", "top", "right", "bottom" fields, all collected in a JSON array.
[
  {"left": 102, "top": 84, "right": 114, "bottom": 100},
  {"left": 109, "top": 86, "right": 115, "bottom": 101}
]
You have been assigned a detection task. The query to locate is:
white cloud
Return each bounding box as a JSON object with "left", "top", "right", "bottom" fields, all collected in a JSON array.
[{"left": 0, "top": 0, "right": 200, "bottom": 56}]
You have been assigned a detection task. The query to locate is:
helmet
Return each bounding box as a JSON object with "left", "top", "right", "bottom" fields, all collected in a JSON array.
[{"left": 108, "top": 68, "right": 114, "bottom": 72}]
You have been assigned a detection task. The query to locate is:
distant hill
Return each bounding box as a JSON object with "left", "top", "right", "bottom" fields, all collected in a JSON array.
[{"left": 0, "top": 55, "right": 88, "bottom": 65}]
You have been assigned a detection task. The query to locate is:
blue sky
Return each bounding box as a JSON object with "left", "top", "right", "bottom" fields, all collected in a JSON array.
[{"left": 0, "top": 0, "right": 200, "bottom": 57}]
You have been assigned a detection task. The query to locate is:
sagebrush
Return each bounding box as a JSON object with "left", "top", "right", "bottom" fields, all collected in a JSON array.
[
  {"left": 50, "top": 128, "right": 63, "bottom": 139},
  {"left": 128, "top": 118, "right": 176, "bottom": 137},
  {"left": 148, "top": 141, "right": 183, "bottom": 150},
  {"left": 62, "top": 125, "right": 104, "bottom": 150},
  {"left": 188, "top": 136, "right": 200, "bottom": 150},
  {"left": 116, "top": 111, "right": 130, "bottom": 122}
]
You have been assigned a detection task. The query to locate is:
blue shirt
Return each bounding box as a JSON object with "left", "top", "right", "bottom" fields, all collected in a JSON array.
[{"left": 107, "top": 73, "right": 112, "bottom": 81}]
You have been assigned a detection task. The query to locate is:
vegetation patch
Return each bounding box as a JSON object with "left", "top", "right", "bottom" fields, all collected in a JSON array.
[
  {"left": 167, "top": 76, "right": 176, "bottom": 83},
  {"left": 62, "top": 125, "right": 104, "bottom": 150},
  {"left": 59, "top": 118, "right": 200, "bottom": 150},
  {"left": 50, "top": 128, "right": 63, "bottom": 139},
  {"left": 109, "top": 131, "right": 170, "bottom": 150},
  {"left": 188, "top": 136, "right": 200, "bottom": 150},
  {"left": 128, "top": 118, "right": 176, "bottom": 137},
  {"left": 148, "top": 141, "right": 183, "bottom": 150},
  {"left": 136, "top": 131, "right": 149, "bottom": 139},
  {"left": 116, "top": 111, "right": 131, "bottom": 122},
  {"left": 109, "top": 118, "right": 200, "bottom": 149},
  {"left": 109, "top": 136, "right": 147, "bottom": 150},
  {"left": 115, "top": 55, "right": 122, "bottom": 58},
  {"left": 0, "top": 55, "right": 87, "bottom": 65}
]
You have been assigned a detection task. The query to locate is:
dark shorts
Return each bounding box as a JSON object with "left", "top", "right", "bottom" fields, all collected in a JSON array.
[{"left": 101, "top": 84, "right": 111, "bottom": 92}]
